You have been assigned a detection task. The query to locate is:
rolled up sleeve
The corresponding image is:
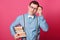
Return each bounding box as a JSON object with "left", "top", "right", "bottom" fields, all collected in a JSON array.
[
  {"left": 10, "top": 16, "right": 21, "bottom": 36},
  {"left": 38, "top": 16, "right": 48, "bottom": 32}
]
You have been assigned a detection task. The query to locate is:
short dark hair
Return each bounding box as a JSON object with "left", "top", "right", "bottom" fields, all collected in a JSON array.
[{"left": 29, "top": 1, "right": 40, "bottom": 7}]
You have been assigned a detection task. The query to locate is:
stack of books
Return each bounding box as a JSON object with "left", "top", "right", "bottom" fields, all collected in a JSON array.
[{"left": 14, "top": 26, "right": 26, "bottom": 37}]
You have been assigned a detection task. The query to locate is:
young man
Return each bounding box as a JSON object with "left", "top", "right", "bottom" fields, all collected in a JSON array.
[{"left": 10, "top": 1, "right": 48, "bottom": 40}]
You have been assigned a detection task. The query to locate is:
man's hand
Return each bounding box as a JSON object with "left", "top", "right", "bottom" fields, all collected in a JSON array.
[
  {"left": 14, "top": 26, "right": 23, "bottom": 39},
  {"left": 37, "top": 7, "right": 43, "bottom": 16}
]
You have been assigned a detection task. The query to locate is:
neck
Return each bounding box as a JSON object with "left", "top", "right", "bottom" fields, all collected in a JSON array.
[{"left": 28, "top": 12, "right": 35, "bottom": 16}]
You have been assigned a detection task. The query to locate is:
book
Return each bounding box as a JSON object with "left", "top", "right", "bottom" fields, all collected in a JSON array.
[{"left": 14, "top": 26, "right": 26, "bottom": 37}]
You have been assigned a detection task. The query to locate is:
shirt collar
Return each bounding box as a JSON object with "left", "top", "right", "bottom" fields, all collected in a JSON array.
[{"left": 28, "top": 14, "right": 34, "bottom": 19}]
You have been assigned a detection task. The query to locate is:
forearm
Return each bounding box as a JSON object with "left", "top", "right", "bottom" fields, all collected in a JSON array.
[
  {"left": 10, "top": 16, "right": 21, "bottom": 36},
  {"left": 39, "top": 16, "right": 48, "bottom": 32}
]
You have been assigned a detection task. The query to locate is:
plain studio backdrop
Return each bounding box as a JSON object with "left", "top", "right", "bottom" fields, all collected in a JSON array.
[{"left": 0, "top": 0, "right": 60, "bottom": 40}]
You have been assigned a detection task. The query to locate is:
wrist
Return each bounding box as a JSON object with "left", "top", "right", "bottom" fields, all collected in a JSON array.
[{"left": 39, "top": 13, "right": 42, "bottom": 16}]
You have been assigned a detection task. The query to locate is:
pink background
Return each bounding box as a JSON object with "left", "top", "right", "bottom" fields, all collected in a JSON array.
[{"left": 0, "top": 0, "right": 60, "bottom": 40}]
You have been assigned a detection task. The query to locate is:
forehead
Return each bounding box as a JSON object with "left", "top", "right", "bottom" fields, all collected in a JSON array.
[{"left": 30, "top": 3, "right": 38, "bottom": 8}]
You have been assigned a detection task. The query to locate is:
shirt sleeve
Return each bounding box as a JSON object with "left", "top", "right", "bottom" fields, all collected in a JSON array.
[
  {"left": 10, "top": 16, "right": 21, "bottom": 36},
  {"left": 38, "top": 15, "right": 48, "bottom": 32}
]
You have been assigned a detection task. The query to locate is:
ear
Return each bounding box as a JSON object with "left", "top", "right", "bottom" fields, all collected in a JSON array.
[{"left": 36, "top": 7, "right": 39, "bottom": 13}]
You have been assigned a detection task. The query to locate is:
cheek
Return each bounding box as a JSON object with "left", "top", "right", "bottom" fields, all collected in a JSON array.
[
  {"left": 34, "top": 10, "right": 37, "bottom": 12},
  {"left": 29, "top": 8, "right": 32, "bottom": 11}
]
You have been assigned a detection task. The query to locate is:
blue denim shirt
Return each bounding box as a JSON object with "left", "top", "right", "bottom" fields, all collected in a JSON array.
[{"left": 10, "top": 13, "right": 48, "bottom": 40}]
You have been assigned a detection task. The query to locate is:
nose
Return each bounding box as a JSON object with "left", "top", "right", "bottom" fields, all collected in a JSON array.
[{"left": 31, "top": 8, "right": 34, "bottom": 11}]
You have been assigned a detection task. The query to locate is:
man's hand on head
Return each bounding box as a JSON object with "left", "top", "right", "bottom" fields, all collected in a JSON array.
[{"left": 37, "top": 7, "right": 43, "bottom": 16}]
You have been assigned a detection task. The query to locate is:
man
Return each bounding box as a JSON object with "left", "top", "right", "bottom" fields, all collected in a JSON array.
[{"left": 10, "top": 1, "right": 48, "bottom": 40}]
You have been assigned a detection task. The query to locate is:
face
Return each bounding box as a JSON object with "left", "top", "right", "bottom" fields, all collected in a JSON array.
[{"left": 28, "top": 3, "right": 38, "bottom": 15}]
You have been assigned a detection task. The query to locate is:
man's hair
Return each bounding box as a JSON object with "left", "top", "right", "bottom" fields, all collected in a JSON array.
[{"left": 29, "top": 1, "right": 40, "bottom": 7}]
